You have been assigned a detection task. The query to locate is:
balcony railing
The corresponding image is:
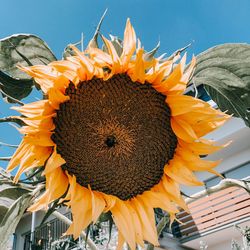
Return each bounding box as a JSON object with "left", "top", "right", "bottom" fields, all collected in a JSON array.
[
  {"left": 174, "top": 182, "right": 250, "bottom": 242},
  {"left": 23, "top": 213, "right": 72, "bottom": 250}
]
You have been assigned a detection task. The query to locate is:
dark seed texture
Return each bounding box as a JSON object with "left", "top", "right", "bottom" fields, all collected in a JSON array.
[{"left": 52, "top": 74, "right": 177, "bottom": 200}]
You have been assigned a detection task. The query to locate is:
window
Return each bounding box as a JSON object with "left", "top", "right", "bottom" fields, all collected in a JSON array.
[
  {"left": 186, "top": 84, "right": 211, "bottom": 102},
  {"left": 205, "top": 161, "right": 250, "bottom": 188}
]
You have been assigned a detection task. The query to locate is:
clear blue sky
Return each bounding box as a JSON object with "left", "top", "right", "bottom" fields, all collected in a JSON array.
[{"left": 1, "top": 0, "right": 250, "bottom": 168}]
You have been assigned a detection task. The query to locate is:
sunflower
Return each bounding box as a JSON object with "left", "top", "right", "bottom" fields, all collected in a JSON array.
[{"left": 7, "top": 19, "right": 229, "bottom": 249}]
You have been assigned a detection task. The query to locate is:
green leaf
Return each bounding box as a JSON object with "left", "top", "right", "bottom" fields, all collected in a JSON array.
[
  {"left": 98, "top": 211, "right": 112, "bottom": 222},
  {"left": 0, "top": 167, "right": 11, "bottom": 179},
  {"left": 0, "top": 168, "right": 32, "bottom": 249},
  {"left": 0, "top": 193, "right": 32, "bottom": 249},
  {"left": 0, "top": 185, "right": 29, "bottom": 200},
  {"left": 63, "top": 45, "right": 78, "bottom": 59},
  {"left": 0, "top": 116, "right": 25, "bottom": 126},
  {"left": 109, "top": 35, "right": 123, "bottom": 56},
  {"left": 0, "top": 70, "right": 33, "bottom": 103},
  {"left": 88, "top": 9, "right": 108, "bottom": 49},
  {"left": 166, "top": 43, "right": 191, "bottom": 61},
  {"left": 191, "top": 43, "right": 250, "bottom": 127},
  {"left": 0, "top": 34, "right": 56, "bottom": 102},
  {"left": 144, "top": 41, "right": 160, "bottom": 62},
  {"left": 0, "top": 34, "right": 57, "bottom": 79}
]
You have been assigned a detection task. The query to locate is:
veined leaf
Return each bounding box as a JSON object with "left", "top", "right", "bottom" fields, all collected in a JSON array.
[
  {"left": 0, "top": 193, "right": 32, "bottom": 249},
  {"left": 0, "top": 70, "right": 33, "bottom": 103},
  {"left": 0, "top": 34, "right": 57, "bottom": 102},
  {"left": 191, "top": 43, "right": 250, "bottom": 127},
  {"left": 0, "top": 116, "right": 25, "bottom": 126},
  {"left": 0, "top": 168, "right": 33, "bottom": 249},
  {"left": 0, "top": 34, "right": 57, "bottom": 79}
]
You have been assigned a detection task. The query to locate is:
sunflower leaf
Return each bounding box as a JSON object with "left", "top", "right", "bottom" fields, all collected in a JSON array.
[
  {"left": 0, "top": 169, "right": 32, "bottom": 249},
  {"left": 85, "top": 224, "right": 91, "bottom": 248},
  {"left": 0, "top": 185, "right": 29, "bottom": 200},
  {"left": 0, "top": 34, "right": 57, "bottom": 79},
  {"left": 144, "top": 41, "right": 160, "bottom": 62},
  {"left": 63, "top": 45, "right": 78, "bottom": 59},
  {"left": 0, "top": 116, "right": 25, "bottom": 126},
  {"left": 0, "top": 70, "right": 33, "bottom": 103},
  {"left": 98, "top": 211, "right": 112, "bottom": 222},
  {"left": 0, "top": 34, "right": 56, "bottom": 102},
  {"left": 0, "top": 156, "right": 12, "bottom": 161},
  {"left": 0, "top": 167, "right": 11, "bottom": 179},
  {"left": 88, "top": 8, "right": 108, "bottom": 49},
  {"left": 191, "top": 43, "right": 250, "bottom": 127},
  {"left": 109, "top": 35, "right": 123, "bottom": 56},
  {"left": 0, "top": 193, "right": 32, "bottom": 249},
  {"left": 167, "top": 43, "right": 191, "bottom": 61},
  {"left": 108, "top": 215, "right": 113, "bottom": 244}
]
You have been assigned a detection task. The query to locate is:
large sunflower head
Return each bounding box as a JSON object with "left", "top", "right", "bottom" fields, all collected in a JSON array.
[{"left": 7, "top": 19, "right": 229, "bottom": 249}]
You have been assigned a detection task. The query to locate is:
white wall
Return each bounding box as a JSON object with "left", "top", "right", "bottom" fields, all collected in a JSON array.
[
  {"left": 184, "top": 221, "right": 249, "bottom": 250},
  {"left": 208, "top": 237, "right": 243, "bottom": 250}
]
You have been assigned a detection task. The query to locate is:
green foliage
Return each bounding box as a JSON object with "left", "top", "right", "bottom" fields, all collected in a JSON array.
[
  {"left": 0, "top": 34, "right": 57, "bottom": 78},
  {"left": 0, "top": 116, "right": 25, "bottom": 126},
  {"left": 191, "top": 43, "right": 250, "bottom": 127},
  {"left": 0, "top": 34, "right": 57, "bottom": 103},
  {"left": 0, "top": 70, "right": 33, "bottom": 103},
  {"left": 0, "top": 168, "right": 33, "bottom": 249}
]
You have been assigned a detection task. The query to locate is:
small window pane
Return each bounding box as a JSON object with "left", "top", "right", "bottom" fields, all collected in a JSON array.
[
  {"left": 205, "top": 176, "right": 221, "bottom": 188},
  {"left": 225, "top": 162, "right": 250, "bottom": 179}
]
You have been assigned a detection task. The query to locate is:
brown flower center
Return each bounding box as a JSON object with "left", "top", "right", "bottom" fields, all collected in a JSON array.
[{"left": 52, "top": 74, "right": 177, "bottom": 200}]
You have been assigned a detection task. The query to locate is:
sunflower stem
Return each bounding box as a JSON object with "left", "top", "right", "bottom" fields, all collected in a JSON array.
[{"left": 52, "top": 211, "right": 98, "bottom": 250}]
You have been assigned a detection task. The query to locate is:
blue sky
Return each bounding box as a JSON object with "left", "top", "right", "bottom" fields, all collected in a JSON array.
[{"left": 1, "top": 0, "right": 250, "bottom": 168}]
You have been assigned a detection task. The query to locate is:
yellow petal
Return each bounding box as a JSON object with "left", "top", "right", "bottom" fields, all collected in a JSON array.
[
  {"left": 166, "top": 95, "right": 210, "bottom": 116},
  {"left": 171, "top": 117, "right": 197, "bottom": 142},
  {"left": 141, "top": 191, "right": 178, "bottom": 213},
  {"left": 181, "top": 56, "right": 196, "bottom": 83},
  {"left": 117, "top": 231, "right": 125, "bottom": 250},
  {"left": 103, "top": 193, "right": 117, "bottom": 212},
  {"left": 132, "top": 198, "right": 159, "bottom": 246},
  {"left": 48, "top": 87, "right": 70, "bottom": 109},
  {"left": 6, "top": 140, "right": 27, "bottom": 172},
  {"left": 164, "top": 156, "right": 203, "bottom": 186},
  {"left": 91, "top": 190, "right": 106, "bottom": 223},
  {"left": 111, "top": 199, "right": 136, "bottom": 250},
  {"left": 11, "top": 100, "right": 55, "bottom": 118},
  {"left": 20, "top": 114, "right": 55, "bottom": 131},
  {"left": 102, "top": 35, "right": 121, "bottom": 74},
  {"left": 50, "top": 60, "right": 80, "bottom": 84},
  {"left": 121, "top": 18, "right": 136, "bottom": 68},
  {"left": 29, "top": 167, "right": 68, "bottom": 211},
  {"left": 88, "top": 47, "right": 113, "bottom": 66},
  {"left": 128, "top": 48, "right": 146, "bottom": 83},
  {"left": 126, "top": 202, "right": 144, "bottom": 247},
  {"left": 24, "top": 132, "right": 55, "bottom": 147},
  {"left": 44, "top": 149, "right": 66, "bottom": 174},
  {"left": 13, "top": 147, "right": 51, "bottom": 183},
  {"left": 161, "top": 176, "right": 188, "bottom": 211},
  {"left": 69, "top": 47, "right": 96, "bottom": 80},
  {"left": 65, "top": 184, "right": 92, "bottom": 239}
]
